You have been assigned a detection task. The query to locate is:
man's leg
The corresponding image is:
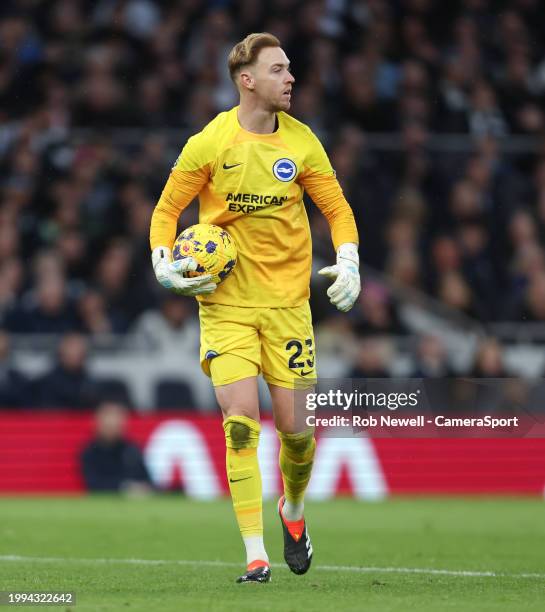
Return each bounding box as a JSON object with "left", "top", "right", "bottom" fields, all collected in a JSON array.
[
  {"left": 199, "top": 303, "right": 269, "bottom": 581},
  {"left": 213, "top": 360, "right": 270, "bottom": 581},
  {"left": 269, "top": 383, "right": 316, "bottom": 574},
  {"left": 259, "top": 302, "right": 317, "bottom": 575}
]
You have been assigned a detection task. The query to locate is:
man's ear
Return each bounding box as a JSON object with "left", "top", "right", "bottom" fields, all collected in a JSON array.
[{"left": 239, "top": 69, "right": 255, "bottom": 91}]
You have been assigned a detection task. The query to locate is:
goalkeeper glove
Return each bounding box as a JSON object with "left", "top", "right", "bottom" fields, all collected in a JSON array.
[
  {"left": 318, "top": 243, "right": 361, "bottom": 312},
  {"left": 151, "top": 246, "right": 217, "bottom": 296}
]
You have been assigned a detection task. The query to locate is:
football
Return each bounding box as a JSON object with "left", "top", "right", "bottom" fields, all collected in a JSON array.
[{"left": 172, "top": 223, "right": 237, "bottom": 285}]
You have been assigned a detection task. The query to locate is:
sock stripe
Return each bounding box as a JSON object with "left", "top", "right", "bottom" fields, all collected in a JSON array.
[{"left": 235, "top": 506, "right": 261, "bottom": 516}]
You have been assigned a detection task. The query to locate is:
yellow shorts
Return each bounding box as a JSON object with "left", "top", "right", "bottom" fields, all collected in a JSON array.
[{"left": 198, "top": 301, "right": 316, "bottom": 388}]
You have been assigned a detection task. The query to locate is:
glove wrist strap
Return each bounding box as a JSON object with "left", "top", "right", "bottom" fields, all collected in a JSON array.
[
  {"left": 337, "top": 242, "right": 359, "bottom": 267},
  {"left": 151, "top": 246, "right": 172, "bottom": 271}
]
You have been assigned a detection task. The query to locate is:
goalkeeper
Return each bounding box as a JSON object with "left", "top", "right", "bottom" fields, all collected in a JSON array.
[{"left": 149, "top": 32, "right": 360, "bottom": 584}]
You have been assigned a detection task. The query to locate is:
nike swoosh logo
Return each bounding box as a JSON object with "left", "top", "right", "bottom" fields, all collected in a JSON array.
[
  {"left": 223, "top": 162, "right": 242, "bottom": 170},
  {"left": 229, "top": 476, "right": 252, "bottom": 483},
  {"left": 300, "top": 370, "right": 313, "bottom": 377}
]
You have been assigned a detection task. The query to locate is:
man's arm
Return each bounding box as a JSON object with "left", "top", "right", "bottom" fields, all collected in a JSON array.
[
  {"left": 149, "top": 166, "right": 208, "bottom": 251},
  {"left": 299, "top": 129, "right": 361, "bottom": 312},
  {"left": 149, "top": 139, "right": 216, "bottom": 296},
  {"left": 300, "top": 172, "right": 359, "bottom": 250}
]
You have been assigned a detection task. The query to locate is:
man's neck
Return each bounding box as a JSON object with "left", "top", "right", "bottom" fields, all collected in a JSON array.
[{"left": 237, "top": 100, "right": 277, "bottom": 134}]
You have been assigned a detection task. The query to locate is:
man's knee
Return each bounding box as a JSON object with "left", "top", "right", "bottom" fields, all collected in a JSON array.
[
  {"left": 223, "top": 415, "right": 261, "bottom": 449},
  {"left": 277, "top": 429, "right": 316, "bottom": 459}
]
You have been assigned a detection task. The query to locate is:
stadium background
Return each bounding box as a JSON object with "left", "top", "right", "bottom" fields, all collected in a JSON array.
[{"left": 1, "top": 0, "right": 545, "bottom": 499}]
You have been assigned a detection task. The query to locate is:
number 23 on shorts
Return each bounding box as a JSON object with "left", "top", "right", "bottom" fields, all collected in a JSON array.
[{"left": 285, "top": 338, "right": 315, "bottom": 377}]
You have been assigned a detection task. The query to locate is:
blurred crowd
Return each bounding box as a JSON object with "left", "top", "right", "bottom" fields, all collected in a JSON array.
[{"left": 1, "top": 0, "right": 545, "bottom": 408}]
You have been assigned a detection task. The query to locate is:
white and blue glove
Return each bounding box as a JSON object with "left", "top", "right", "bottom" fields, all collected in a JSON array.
[
  {"left": 318, "top": 243, "right": 361, "bottom": 312},
  {"left": 151, "top": 246, "right": 216, "bottom": 296}
]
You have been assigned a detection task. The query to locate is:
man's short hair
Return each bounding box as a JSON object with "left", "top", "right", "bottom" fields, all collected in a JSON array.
[{"left": 228, "top": 32, "right": 281, "bottom": 84}]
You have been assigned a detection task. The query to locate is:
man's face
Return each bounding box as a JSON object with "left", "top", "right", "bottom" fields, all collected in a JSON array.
[
  {"left": 59, "top": 334, "right": 87, "bottom": 372},
  {"left": 96, "top": 402, "right": 127, "bottom": 443},
  {"left": 243, "top": 46, "right": 295, "bottom": 112}
]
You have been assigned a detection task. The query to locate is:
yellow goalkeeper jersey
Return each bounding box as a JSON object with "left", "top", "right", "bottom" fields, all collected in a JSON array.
[{"left": 150, "top": 106, "right": 358, "bottom": 307}]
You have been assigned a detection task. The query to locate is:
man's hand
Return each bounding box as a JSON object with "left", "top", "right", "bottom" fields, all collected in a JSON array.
[
  {"left": 151, "top": 246, "right": 217, "bottom": 296},
  {"left": 318, "top": 243, "right": 361, "bottom": 312}
]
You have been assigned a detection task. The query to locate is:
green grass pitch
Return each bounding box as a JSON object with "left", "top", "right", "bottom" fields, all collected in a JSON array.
[{"left": 0, "top": 496, "right": 544, "bottom": 611}]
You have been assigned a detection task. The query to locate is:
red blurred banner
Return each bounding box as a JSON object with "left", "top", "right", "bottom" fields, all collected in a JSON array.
[{"left": 1, "top": 411, "right": 545, "bottom": 497}]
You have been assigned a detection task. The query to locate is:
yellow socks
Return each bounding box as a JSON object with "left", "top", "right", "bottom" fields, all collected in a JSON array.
[
  {"left": 223, "top": 415, "right": 267, "bottom": 565},
  {"left": 223, "top": 418, "right": 316, "bottom": 564},
  {"left": 278, "top": 429, "right": 316, "bottom": 521}
]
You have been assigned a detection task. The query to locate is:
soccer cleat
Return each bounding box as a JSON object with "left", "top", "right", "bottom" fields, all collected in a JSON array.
[
  {"left": 278, "top": 496, "right": 313, "bottom": 575},
  {"left": 235, "top": 560, "right": 271, "bottom": 584}
]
